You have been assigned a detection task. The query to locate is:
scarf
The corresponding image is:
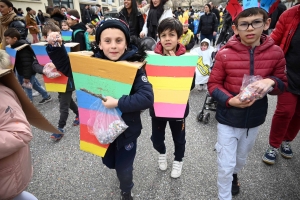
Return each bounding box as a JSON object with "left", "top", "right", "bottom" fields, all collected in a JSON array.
[
  {"left": 146, "top": 7, "right": 163, "bottom": 40},
  {"left": 0, "top": 12, "right": 17, "bottom": 50}
]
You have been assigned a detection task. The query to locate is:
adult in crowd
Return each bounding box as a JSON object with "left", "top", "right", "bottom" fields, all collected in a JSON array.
[
  {"left": 96, "top": 4, "right": 103, "bottom": 18},
  {"left": 196, "top": 3, "right": 218, "bottom": 42},
  {"left": 139, "top": 0, "right": 173, "bottom": 40},
  {"left": 90, "top": 6, "right": 99, "bottom": 22},
  {"left": 83, "top": 4, "right": 91, "bottom": 24},
  {"left": 61, "top": 6, "right": 67, "bottom": 16},
  {"left": 51, "top": 7, "right": 65, "bottom": 27},
  {"left": 17, "top": 8, "right": 23, "bottom": 16},
  {"left": 0, "top": 0, "right": 27, "bottom": 49},
  {"left": 174, "top": 7, "right": 182, "bottom": 19},
  {"left": 25, "top": 7, "right": 39, "bottom": 43},
  {"left": 262, "top": 4, "right": 300, "bottom": 165},
  {"left": 119, "top": 0, "right": 144, "bottom": 38},
  {"left": 209, "top": 2, "right": 219, "bottom": 46},
  {"left": 189, "top": 6, "right": 194, "bottom": 16},
  {"left": 37, "top": 9, "right": 45, "bottom": 25},
  {"left": 269, "top": 1, "right": 286, "bottom": 31}
]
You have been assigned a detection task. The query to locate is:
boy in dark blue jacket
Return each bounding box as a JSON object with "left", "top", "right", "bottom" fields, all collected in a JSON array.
[
  {"left": 93, "top": 18, "right": 153, "bottom": 200},
  {"left": 41, "top": 23, "right": 79, "bottom": 141}
]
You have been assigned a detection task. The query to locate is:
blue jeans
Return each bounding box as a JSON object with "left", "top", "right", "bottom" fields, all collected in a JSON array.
[
  {"left": 17, "top": 74, "right": 49, "bottom": 101},
  {"left": 200, "top": 34, "right": 213, "bottom": 42}
]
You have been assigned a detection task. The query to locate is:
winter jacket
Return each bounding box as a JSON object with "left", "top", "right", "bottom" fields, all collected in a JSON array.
[
  {"left": 208, "top": 34, "right": 287, "bottom": 128},
  {"left": 271, "top": 5, "right": 300, "bottom": 95},
  {"left": 269, "top": 2, "right": 286, "bottom": 29},
  {"left": 46, "top": 43, "right": 75, "bottom": 92},
  {"left": 197, "top": 12, "right": 218, "bottom": 35},
  {"left": 9, "top": 16, "right": 28, "bottom": 40},
  {"left": 83, "top": 9, "right": 91, "bottom": 24},
  {"left": 11, "top": 40, "right": 36, "bottom": 79},
  {"left": 0, "top": 84, "right": 33, "bottom": 200},
  {"left": 140, "top": 0, "right": 173, "bottom": 37},
  {"left": 118, "top": 8, "right": 144, "bottom": 38},
  {"left": 211, "top": 7, "right": 220, "bottom": 23},
  {"left": 94, "top": 42, "right": 154, "bottom": 149},
  {"left": 25, "top": 13, "right": 39, "bottom": 34},
  {"left": 70, "top": 22, "right": 87, "bottom": 51},
  {"left": 37, "top": 13, "right": 45, "bottom": 25},
  {"left": 149, "top": 42, "right": 195, "bottom": 121},
  {"left": 51, "top": 12, "right": 66, "bottom": 27}
]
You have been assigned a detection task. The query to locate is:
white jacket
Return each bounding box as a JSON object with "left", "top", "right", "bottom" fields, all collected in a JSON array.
[{"left": 140, "top": 0, "right": 173, "bottom": 36}]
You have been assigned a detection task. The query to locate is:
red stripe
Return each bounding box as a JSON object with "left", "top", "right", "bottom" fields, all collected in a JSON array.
[
  {"left": 80, "top": 124, "right": 109, "bottom": 149},
  {"left": 43, "top": 73, "right": 68, "bottom": 84},
  {"left": 146, "top": 65, "right": 195, "bottom": 77}
]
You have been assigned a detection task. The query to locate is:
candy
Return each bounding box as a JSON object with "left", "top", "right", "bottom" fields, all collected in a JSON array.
[{"left": 94, "top": 120, "right": 128, "bottom": 144}]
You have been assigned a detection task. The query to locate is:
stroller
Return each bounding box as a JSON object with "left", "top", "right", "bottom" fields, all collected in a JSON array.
[{"left": 197, "top": 11, "right": 233, "bottom": 124}]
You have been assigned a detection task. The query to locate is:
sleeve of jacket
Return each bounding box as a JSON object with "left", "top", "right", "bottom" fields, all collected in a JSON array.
[
  {"left": 46, "top": 44, "right": 71, "bottom": 77},
  {"left": 267, "top": 47, "right": 287, "bottom": 95},
  {"left": 74, "top": 31, "right": 86, "bottom": 51},
  {"left": 138, "top": 14, "right": 145, "bottom": 35},
  {"left": 207, "top": 51, "right": 234, "bottom": 107},
  {"left": 270, "top": 10, "right": 286, "bottom": 46},
  {"left": 118, "top": 68, "right": 154, "bottom": 113},
  {"left": 18, "top": 48, "right": 34, "bottom": 79},
  {"left": 213, "top": 14, "right": 218, "bottom": 32},
  {"left": 185, "top": 35, "right": 195, "bottom": 50}
]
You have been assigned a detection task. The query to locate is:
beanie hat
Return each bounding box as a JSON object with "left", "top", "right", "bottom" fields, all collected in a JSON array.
[
  {"left": 95, "top": 18, "right": 130, "bottom": 45},
  {"left": 66, "top": 9, "right": 80, "bottom": 21},
  {"left": 26, "top": 7, "right": 32, "bottom": 12}
]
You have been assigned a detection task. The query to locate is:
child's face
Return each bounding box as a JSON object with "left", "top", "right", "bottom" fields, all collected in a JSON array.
[
  {"left": 61, "top": 23, "right": 69, "bottom": 31},
  {"left": 183, "top": 24, "right": 189, "bottom": 33},
  {"left": 201, "top": 43, "right": 208, "bottom": 51},
  {"left": 159, "top": 29, "right": 179, "bottom": 54},
  {"left": 5, "top": 36, "right": 17, "bottom": 46},
  {"left": 99, "top": 28, "right": 127, "bottom": 61},
  {"left": 86, "top": 26, "right": 93, "bottom": 34},
  {"left": 232, "top": 14, "right": 270, "bottom": 48},
  {"left": 67, "top": 17, "right": 76, "bottom": 27}
]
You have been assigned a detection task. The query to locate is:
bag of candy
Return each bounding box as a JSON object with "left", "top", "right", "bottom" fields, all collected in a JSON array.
[
  {"left": 87, "top": 99, "right": 128, "bottom": 144},
  {"left": 43, "top": 62, "right": 61, "bottom": 79},
  {"left": 239, "top": 74, "right": 262, "bottom": 102},
  {"left": 22, "top": 81, "right": 32, "bottom": 89}
]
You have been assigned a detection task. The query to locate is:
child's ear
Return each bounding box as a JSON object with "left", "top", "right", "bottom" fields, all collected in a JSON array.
[
  {"left": 263, "top": 18, "right": 271, "bottom": 31},
  {"left": 99, "top": 42, "right": 102, "bottom": 50},
  {"left": 232, "top": 24, "right": 239, "bottom": 35}
]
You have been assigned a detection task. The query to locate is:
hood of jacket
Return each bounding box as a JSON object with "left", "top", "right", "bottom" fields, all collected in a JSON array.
[
  {"left": 139, "top": 0, "right": 172, "bottom": 14},
  {"left": 154, "top": 41, "right": 186, "bottom": 56},
  {"left": 11, "top": 39, "right": 29, "bottom": 48},
  {"left": 70, "top": 22, "right": 87, "bottom": 31},
  {"left": 200, "top": 38, "right": 211, "bottom": 45}
]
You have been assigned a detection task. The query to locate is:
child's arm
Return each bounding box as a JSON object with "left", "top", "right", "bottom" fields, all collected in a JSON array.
[
  {"left": 185, "top": 35, "right": 195, "bottom": 51},
  {"left": 19, "top": 48, "right": 35, "bottom": 81}
]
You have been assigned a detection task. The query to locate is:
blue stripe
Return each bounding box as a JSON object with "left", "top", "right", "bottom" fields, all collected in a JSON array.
[
  {"left": 31, "top": 45, "right": 72, "bottom": 56},
  {"left": 61, "top": 31, "right": 73, "bottom": 37},
  {"left": 76, "top": 90, "right": 122, "bottom": 115},
  {"left": 6, "top": 47, "right": 17, "bottom": 57}
]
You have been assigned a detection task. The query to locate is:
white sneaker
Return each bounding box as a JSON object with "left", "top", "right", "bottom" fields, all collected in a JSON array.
[
  {"left": 32, "top": 90, "right": 40, "bottom": 97},
  {"left": 171, "top": 161, "right": 183, "bottom": 178},
  {"left": 158, "top": 154, "right": 167, "bottom": 171}
]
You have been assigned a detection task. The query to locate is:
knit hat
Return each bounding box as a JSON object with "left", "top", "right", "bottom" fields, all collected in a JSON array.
[
  {"left": 26, "top": 7, "right": 32, "bottom": 12},
  {"left": 95, "top": 18, "right": 130, "bottom": 45}
]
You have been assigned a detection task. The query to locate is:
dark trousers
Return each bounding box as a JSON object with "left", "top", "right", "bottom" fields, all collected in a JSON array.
[
  {"left": 194, "top": 34, "right": 199, "bottom": 44},
  {"left": 58, "top": 91, "right": 79, "bottom": 128},
  {"left": 102, "top": 140, "right": 137, "bottom": 193},
  {"left": 151, "top": 118, "right": 186, "bottom": 161},
  {"left": 200, "top": 34, "right": 213, "bottom": 42}
]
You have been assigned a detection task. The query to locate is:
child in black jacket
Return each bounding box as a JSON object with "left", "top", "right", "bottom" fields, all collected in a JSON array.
[
  {"left": 93, "top": 18, "right": 154, "bottom": 200},
  {"left": 41, "top": 23, "right": 79, "bottom": 141}
]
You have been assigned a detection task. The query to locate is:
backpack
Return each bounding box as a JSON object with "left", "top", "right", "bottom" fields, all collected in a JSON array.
[{"left": 73, "top": 29, "right": 91, "bottom": 51}]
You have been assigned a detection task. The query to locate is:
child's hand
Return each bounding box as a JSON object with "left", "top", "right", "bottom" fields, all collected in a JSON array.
[
  {"left": 167, "top": 51, "right": 176, "bottom": 56},
  {"left": 47, "top": 32, "right": 62, "bottom": 46},
  {"left": 249, "top": 78, "right": 275, "bottom": 98},
  {"left": 228, "top": 95, "right": 256, "bottom": 108},
  {"left": 23, "top": 78, "right": 30, "bottom": 84},
  {"left": 102, "top": 96, "right": 118, "bottom": 108}
]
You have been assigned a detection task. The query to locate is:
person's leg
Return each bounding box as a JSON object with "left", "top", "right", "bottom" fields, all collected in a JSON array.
[
  {"left": 32, "top": 76, "right": 49, "bottom": 99},
  {"left": 216, "top": 123, "right": 239, "bottom": 200},
  {"left": 283, "top": 95, "right": 300, "bottom": 142},
  {"left": 69, "top": 94, "right": 79, "bottom": 116},
  {"left": 169, "top": 119, "right": 186, "bottom": 162},
  {"left": 58, "top": 91, "right": 72, "bottom": 129},
  {"left": 150, "top": 118, "right": 168, "bottom": 154},
  {"left": 13, "top": 191, "right": 38, "bottom": 200},
  {"left": 200, "top": 33, "right": 206, "bottom": 41}
]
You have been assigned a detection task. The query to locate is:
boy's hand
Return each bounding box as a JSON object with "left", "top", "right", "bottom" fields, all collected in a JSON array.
[
  {"left": 23, "top": 78, "right": 30, "bottom": 83},
  {"left": 47, "top": 32, "right": 62, "bottom": 46},
  {"left": 228, "top": 95, "right": 256, "bottom": 108},
  {"left": 102, "top": 96, "right": 118, "bottom": 109},
  {"left": 167, "top": 51, "right": 176, "bottom": 56},
  {"left": 250, "top": 78, "right": 275, "bottom": 98}
]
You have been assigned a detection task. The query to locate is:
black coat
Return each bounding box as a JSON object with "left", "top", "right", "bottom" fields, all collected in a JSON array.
[
  {"left": 118, "top": 9, "right": 144, "bottom": 38},
  {"left": 197, "top": 12, "right": 218, "bottom": 35},
  {"left": 211, "top": 7, "right": 220, "bottom": 23},
  {"left": 51, "top": 13, "right": 66, "bottom": 27},
  {"left": 269, "top": 2, "right": 287, "bottom": 29},
  {"left": 70, "top": 22, "right": 87, "bottom": 51},
  {"left": 11, "top": 40, "right": 35, "bottom": 79}
]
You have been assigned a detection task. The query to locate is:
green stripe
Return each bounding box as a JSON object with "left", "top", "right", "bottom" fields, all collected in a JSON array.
[
  {"left": 73, "top": 73, "right": 132, "bottom": 99},
  {"left": 146, "top": 53, "right": 198, "bottom": 66}
]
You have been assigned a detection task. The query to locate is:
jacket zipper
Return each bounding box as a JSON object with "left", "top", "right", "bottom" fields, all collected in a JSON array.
[{"left": 245, "top": 48, "right": 255, "bottom": 127}]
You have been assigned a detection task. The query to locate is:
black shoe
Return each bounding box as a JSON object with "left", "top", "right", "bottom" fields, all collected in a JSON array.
[
  {"left": 38, "top": 95, "right": 52, "bottom": 104},
  {"left": 120, "top": 191, "right": 133, "bottom": 200},
  {"left": 232, "top": 174, "right": 240, "bottom": 196}
]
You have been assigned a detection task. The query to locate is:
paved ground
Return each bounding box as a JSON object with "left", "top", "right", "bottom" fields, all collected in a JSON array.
[{"left": 27, "top": 74, "right": 300, "bottom": 200}]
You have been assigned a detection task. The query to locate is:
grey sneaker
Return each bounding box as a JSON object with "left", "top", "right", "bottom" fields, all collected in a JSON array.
[
  {"left": 32, "top": 90, "right": 40, "bottom": 97},
  {"left": 280, "top": 141, "right": 293, "bottom": 159},
  {"left": 262, "top": 146, "right": 278, "bottom": 165}
]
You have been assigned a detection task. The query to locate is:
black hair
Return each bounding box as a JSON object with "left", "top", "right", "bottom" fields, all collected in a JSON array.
[
  {"left": 150, "top": 0, "right": 167, "bottom": 20},
  {"left": 4, "top": 28, "right": 20, "bottom": 40},
  {"left": 0, "top": 0, "right": 13, "bottom": 8},
  {"left": 122, "top": 0, "right": 138, "bottom": 28},
  {"left": 233, "top": 7, "right": 269, "bottom": 25},
  {"left": 205, "top": 4, "right": 211, "bottom": 12},
  {"left": 157, "top": 17, "right": 183, "bottom": 38}
]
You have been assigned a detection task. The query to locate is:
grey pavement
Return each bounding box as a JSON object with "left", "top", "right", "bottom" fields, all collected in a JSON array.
[{"left": 27, "top": 75, "right": 300, "bottom": 200}]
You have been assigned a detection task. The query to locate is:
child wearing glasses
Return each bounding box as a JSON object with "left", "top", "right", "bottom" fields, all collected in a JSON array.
[{"left": 207, "top": 7, "right": 287, "bottom": 200}]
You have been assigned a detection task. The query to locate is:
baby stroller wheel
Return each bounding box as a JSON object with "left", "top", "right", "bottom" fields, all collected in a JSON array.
[
  {"left": 197, "top": 112, "right": 204, "bottom": 122},
  {"left": 203, "top": 113, "right": 210, "bottom": 124}
]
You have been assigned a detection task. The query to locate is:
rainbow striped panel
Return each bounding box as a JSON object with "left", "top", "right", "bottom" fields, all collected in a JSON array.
[
  {"left": 69, "top": 53, "right": 141, "bottom": 157},
  {"left": 146, "top": 51, "right": 198, "bottom": 118},
  {"left": 5, "top": 46, "right": 17, "bottom": 66},
  {"left": 61, "top": 31, "right": 72, "bottom": 41},
  {"left": 43, "top": 72, "right": 68, "bottom": 92}
]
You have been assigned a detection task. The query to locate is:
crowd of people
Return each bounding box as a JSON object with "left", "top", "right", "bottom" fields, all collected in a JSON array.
[{"left": 0, "top": 0, "right": 299, "bottom": 199}]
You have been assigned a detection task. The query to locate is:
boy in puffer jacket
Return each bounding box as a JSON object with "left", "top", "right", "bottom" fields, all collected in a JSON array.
[{"left": 208, "top": 7, "right": 287, "bottom": 200}]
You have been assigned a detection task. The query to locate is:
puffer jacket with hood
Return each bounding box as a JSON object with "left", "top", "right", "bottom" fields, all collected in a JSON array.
[
  {"left": 9, "top": 16, "right": 28, "bottom": 40},
  {"left": 196, "top": 12, "right": 218, "bottom": 35},
  {"left": 208, "top": 34, "right": 287, "bottom": 128},
  {"left": 70, "top": 22, "right": 87, "bottom": 51}
]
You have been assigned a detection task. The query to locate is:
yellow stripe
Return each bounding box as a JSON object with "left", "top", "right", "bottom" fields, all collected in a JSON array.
[
  {"left": 45, "top": 83, "right": 66, "bottom": 92},
  {"left": 148, "top": 76, "right": 193, "bottom": 90},
  {"left": 80, "top": 141, "right": 107, "bottom": 157},
  {"left": 154, "top": 89, "right": 190, "bottom": 104}
]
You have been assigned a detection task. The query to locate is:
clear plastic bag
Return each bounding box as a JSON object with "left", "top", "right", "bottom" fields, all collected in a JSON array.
[
  {"left": 87, "top": 99, "right": 128, "bottom": 144},
  {"left": 22, "top": 82, "right": 32, "bottom": 89},
  {"left": 43, "top": 63, "right": 61, "bottom": 79},
  {"left": 239, "top": 74, "right": 272, "bottom": 102}
]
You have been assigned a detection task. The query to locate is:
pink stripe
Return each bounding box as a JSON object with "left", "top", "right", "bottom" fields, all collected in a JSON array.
[
  {"left": 36, "top": 55, "right": 51, "bottom": 65},
  {"left": 154, "top": 103, "right": 187, "bottom": 118},
  {"left": 78, "top": 107, "right": 120, "bottom": 125},
  {"left": 10, "top": 57, "right": 15, "bottom": 65}
]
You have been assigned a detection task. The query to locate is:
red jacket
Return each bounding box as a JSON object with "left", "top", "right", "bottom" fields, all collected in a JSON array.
[
  {"left": 208, "top": 34, "right": 287, "bottom": 128},
  {"left": 154, "top": 41, "right": 186, "bottom": 56},
  {"left": 271, "top": 5, "right": 300, "bottom": 54}
]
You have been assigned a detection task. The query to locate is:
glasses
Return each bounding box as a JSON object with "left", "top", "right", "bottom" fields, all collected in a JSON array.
[{"left": 237, "top": 19, "right": 264, "bottom": 31}]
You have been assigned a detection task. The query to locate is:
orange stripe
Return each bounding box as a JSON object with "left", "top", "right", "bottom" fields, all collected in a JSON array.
[{"left": 80, "top": 124, "right": 109, "bottom": 149}]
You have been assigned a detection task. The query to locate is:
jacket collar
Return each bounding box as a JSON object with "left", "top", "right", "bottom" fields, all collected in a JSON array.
[{"left": 154, "top": 42, "right": 186, "bottom": 56}]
